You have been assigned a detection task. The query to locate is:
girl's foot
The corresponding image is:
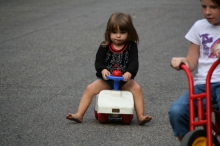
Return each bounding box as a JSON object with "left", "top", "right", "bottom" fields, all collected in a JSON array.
[
  {"left": 138, "top": 115, "right": 152, "bottom": 125},
  {"left": 66, "top": 113, "right": 83, "bottom": 123},
  {"left": 177, "top": 136, "right": 183, "bottom": 142}
]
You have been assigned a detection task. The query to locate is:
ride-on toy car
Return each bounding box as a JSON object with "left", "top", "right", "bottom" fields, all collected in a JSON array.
[
  {"left": 180, "top": 59, "right": 220, "bottom": 146},
  {"left": 94, "top": 70, "right": 134, "bottom": 124}
]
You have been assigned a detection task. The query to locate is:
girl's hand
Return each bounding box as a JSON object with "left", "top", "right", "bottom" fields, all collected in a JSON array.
[
  {"left": 171, "top": 43, "right": 199, "bottom": 71},
  {"left": 101, "top": 69, "right": 110, "bottom": 80},
  {"left": 171, "top": 57, "right": 189, "bottom": 70},
  {"left": 216, "top": 50, "right": 220, "bottom": 58},
  {"left": 123, "top": 72, "right": 132, "bottom": 81}
]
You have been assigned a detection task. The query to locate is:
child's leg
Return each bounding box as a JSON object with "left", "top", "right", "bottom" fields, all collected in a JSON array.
[
  {"left": 213, "top": 82, "right": 220, "bottom": 112},
  {"left": 168, "top": 91, "right": 189, "bottom": 140},
  {"left": 66, "top": 79, "right": 111, "bottom": 123},
  {"left": 121, "top": 80, "right": 152, "bottom": 125},
  {"left": 168, "top": 84, "right": 205, "bottom": 141}
]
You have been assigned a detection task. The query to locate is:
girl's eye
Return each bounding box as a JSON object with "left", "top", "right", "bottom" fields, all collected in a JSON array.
[
  {"left": 201, "top": 5, "right": 218, "bottom": 9},
  {"left": 202, "top": 5, "right": 206, "bottom": 9},
  {"left": 211, "top": 6, "right": 217, "bottom": 9},
  {"left": 121, "top": 32, "right": 126, "bottom": 34}
]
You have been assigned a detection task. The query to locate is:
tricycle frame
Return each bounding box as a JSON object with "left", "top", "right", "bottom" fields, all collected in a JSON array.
[{"left": 180, "top": 59, "right": 220, "bottom": 146}]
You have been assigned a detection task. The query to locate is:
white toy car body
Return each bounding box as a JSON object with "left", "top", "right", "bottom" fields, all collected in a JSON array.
[{"left": 94, "top": 75, "right": 134, "bottom": 124}]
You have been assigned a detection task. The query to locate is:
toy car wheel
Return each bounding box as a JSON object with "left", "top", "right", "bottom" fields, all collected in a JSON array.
[
  {"left": 180, "top": 129, "right": 220, "bottom": 146},
  {"left": 98, "top": 113, "right": 108, "bottom": 124},
  {"left": 94, "top": 110, "right": 98, "bottom": 120},
  {"left": 121, "top": 114, "right": 132, "bottom": 124}
]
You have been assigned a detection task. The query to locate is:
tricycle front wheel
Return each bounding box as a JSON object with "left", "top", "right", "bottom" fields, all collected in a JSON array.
[{"left": 180, "top": 129, "right": 220, "bottom": 146}]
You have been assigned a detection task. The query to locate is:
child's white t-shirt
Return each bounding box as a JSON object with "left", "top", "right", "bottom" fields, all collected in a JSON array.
[{"left": 185, "top": 19, "right": 220, "bottom": 85}]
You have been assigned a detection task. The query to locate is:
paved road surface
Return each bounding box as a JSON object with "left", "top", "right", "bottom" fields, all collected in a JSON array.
[{"left": 1, "top": 0, "right": 213, "bottom": 146}]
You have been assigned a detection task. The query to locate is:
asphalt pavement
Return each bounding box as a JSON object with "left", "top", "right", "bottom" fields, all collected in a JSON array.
[{"left": 0, "top": 0, "right": 209, "bottom": 146}]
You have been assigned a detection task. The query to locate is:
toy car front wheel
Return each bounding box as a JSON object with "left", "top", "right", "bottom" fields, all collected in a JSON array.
[
  {"left": 121, "top": 114, "right": 133, "bottom": 124},
  {"left": 180, "top": 129, "right": 220, "bottom": 146},
  {"left": 98, "top": 113, "right": 109, "bottom": 124}
]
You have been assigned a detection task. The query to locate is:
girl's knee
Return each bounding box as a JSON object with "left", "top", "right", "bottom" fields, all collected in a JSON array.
[
  {"left": 85, "top": 80, "right": 109, "bottom": 94},
  {"left": 130, "top": 82, "right": 141, "bottom": 92},
  {"left": 85, "top": 83, "right": 95, "bottom": 92},
  {"left": 169, "top": 103, "right": 188, "bottom": 120},
  {"left": 134, "top": 83, "right": 141, "bottom": 90},
  {"left": 168, "top": 105, "right": 179, "bottom": 117}
]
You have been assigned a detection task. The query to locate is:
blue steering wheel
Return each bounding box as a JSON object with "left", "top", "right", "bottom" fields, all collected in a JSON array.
[{"left": 106, "top": 75, "right": 124, "bottom": 90}]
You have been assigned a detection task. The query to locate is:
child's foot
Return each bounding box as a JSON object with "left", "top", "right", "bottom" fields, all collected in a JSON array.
[
  {"left": 66, "top": 113, "right": 83, "bottom": 123},
  {"left": 138, "top": 115, "right": 152, "bottom": 125},
  {"left": 177, "top": 136, "right": 183, "bottom": 142}
]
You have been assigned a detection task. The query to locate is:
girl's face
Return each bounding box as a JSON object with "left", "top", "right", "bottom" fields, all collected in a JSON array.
[
  {"left": 110, "top": 27, "right": 128, "bottom": 47},
  {"left": 201, "top": 0, "right": 220, "bottom": 25}
]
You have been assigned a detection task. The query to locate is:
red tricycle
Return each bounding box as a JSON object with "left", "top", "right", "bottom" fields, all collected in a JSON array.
[{"left": 180, "top": 59, "right": 220, "bottom": 146}]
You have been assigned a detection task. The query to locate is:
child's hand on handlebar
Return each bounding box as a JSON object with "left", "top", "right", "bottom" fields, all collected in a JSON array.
[
  {"left": 101, "top": 69, "right": 110, "bottom": 80},
  {"left": 123, "top": 72, "right": 131, "bottom": 81},
  {"left": 171, "top": 57, "right": 189, "bottom": 70}
]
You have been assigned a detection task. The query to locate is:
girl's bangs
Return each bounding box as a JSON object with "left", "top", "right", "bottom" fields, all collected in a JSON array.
[{"left": 109, "top": 21, "right": 128, "bottom": 32}]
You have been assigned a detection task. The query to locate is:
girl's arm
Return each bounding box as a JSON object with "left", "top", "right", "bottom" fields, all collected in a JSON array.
[
  {"left": 95, "top": 45, "right": 107, "bottom": 73},
  {"left": 171, "top": 42, "right": 200, "bottom": 72},
  {"left": 126, "top": 42, "right": 139, "bottom": 78},
  {"left": 95, "top": 45, "right": 110, "bottom": 80}
]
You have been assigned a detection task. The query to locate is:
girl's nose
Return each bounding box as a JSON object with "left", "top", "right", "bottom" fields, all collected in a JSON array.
[
  {"left": 205, "top": 7, "right": 211, "bottom": 15},
  {"left": 116, "top": 33, "right": 121, "bottom": 37}
]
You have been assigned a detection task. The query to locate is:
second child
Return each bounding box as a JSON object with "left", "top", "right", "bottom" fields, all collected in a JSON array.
[{"left": 169, "top": 0, "right": 220, "bottom": 142}]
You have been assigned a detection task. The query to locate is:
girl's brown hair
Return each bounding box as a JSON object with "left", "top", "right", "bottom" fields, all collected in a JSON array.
[
  {"left": 102, "top": 12, "right": 139, "bottom": 47},
  {"left": 201, "top": 0, "right": 220, "bottom": 7},
  {"left": 211, "top": 0, "right": 220, "bottom": 7}
]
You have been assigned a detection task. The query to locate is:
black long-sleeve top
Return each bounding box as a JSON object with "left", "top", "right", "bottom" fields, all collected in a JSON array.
[{"left": 95, "top": 41, "right": 139, "bottom": 79}]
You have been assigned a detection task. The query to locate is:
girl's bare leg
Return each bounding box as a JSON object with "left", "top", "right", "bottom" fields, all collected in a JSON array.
[
  {"left": 121, "top": 80, "right": 152, "bottom": 125},
  {"left": 66, "top": 79, "right": 110, "bottom": 123}
]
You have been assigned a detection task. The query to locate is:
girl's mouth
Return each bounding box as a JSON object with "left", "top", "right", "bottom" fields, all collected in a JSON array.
[{"left": 206, "top": 18, "right": 213, "bottom": 21}]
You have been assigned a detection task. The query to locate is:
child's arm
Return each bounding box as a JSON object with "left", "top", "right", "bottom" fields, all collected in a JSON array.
[
  {"left": 171, "top": 42, "right": 200, "bottom": 72},
  {"left": 95, "top": 45, "right": 107, "bottom": 74},
  {"left": 126, "top": 42, "right": 139, "bottom": 78}
]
